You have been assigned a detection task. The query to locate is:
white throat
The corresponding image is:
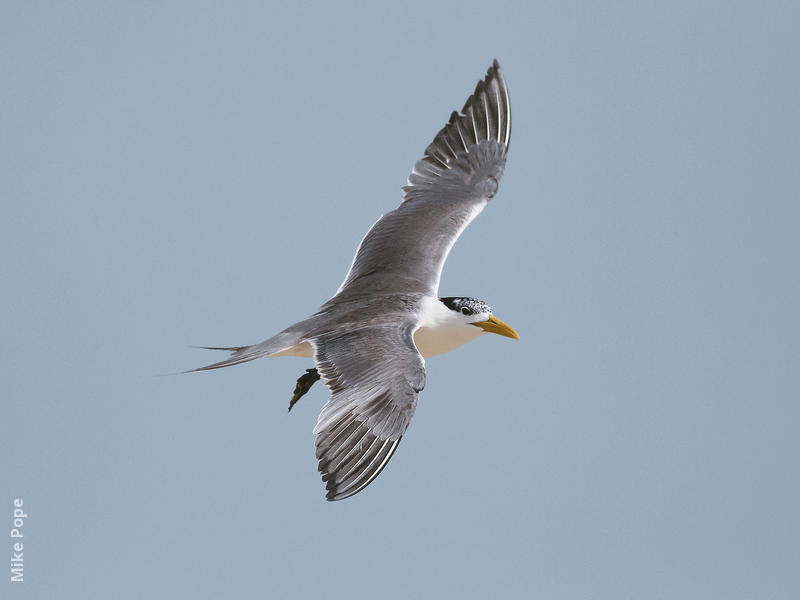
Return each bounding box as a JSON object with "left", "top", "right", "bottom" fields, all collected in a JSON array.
[{"left": 413, "top": 296, "right": 484, "bottom": 358}]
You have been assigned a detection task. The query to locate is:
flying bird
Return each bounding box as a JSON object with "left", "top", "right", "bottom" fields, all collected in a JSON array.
[{"left": 192, "top": 60, "right": 518, "bottom": 500}]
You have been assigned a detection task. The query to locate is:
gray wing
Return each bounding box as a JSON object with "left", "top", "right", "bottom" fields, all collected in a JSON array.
[
  {"left": 334, "top": 60, "right": 511, "bottom": 299},
  {"left": 311, "top": 322, "right": 425, "bottom": 501}
]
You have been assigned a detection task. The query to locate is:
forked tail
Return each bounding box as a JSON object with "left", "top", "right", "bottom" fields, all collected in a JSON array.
[{"left": 187, "top": 329, "right": 305, "bottom": 372}]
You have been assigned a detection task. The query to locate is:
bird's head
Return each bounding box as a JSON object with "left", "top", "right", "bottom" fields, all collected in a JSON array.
[{"left": 439, "top": 297, "right": 520, "bottom": 340}]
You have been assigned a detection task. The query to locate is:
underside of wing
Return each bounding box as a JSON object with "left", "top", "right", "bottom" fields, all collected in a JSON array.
[
  {"left": 334, "top": 60, "right": 512, "bottom": 299},
  {"left": 311, "top": 323, "right": 425, "bottom": 501}
]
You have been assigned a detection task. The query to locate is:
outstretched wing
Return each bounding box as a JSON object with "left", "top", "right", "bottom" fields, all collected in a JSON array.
[
  {"left": 312, "top": 322, "right": 425, "bottom": 501},
  {"left": 334, "top": 60, "right": 511, "bottom": 299}
]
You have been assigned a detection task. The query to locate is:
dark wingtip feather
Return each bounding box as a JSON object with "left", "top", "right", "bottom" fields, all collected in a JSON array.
[
  {"left": 316, "top": 401, "right": 406, "bottom": 501},
  {"left": 415, "top": 60, "right": 511, "bottom": 179},
  {"left": 323, "top": 437, "right": 402, "bottom": 501}
]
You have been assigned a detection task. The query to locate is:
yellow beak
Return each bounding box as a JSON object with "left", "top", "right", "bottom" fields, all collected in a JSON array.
[{"left": 470, "top": 314, "right": 520, "bottom": 340}]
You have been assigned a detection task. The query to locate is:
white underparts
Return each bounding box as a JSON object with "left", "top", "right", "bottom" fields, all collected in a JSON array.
[{"left": 413, "top": 322, "right": 483, "bottom": 358}]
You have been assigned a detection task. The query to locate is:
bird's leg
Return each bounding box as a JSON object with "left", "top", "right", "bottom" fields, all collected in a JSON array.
[{"left": 288, "top": 368, "right": 320, "bottom": 412}]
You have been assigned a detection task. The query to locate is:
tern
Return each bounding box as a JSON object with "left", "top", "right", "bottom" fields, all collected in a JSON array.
[{"left": 193, "top": 60, "right": 518, "bottom": 500}]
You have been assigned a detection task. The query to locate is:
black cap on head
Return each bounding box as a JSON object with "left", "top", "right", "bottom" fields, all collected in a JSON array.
[{"left": 439, "top": 297, "right": 491, "bottom": 317}]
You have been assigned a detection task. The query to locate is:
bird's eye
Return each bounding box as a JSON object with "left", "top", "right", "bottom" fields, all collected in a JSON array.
[{"left": 461, "top": 307, "right": 472, "bottom": 316}]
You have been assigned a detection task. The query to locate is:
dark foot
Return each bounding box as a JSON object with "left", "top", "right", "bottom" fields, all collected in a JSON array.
[{"left": 288, "top": 368, "right": 320, "bottom": 412}]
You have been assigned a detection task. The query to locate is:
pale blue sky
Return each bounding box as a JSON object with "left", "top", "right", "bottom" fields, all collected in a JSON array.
[{"left": 2, "top": 2, "right": 799, "bottom": 599}]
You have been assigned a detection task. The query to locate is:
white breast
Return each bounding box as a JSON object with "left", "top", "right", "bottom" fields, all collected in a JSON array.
[{"left": 413, "top": 322, "right": 483, "bottom": 358}]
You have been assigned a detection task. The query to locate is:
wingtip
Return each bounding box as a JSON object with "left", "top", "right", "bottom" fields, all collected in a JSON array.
[
  {"left": 404, "top": 59, "right": 511, "bottom": 198},
  {"left": 485, "top": 59, "right": 503, "bottom": 83}
]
